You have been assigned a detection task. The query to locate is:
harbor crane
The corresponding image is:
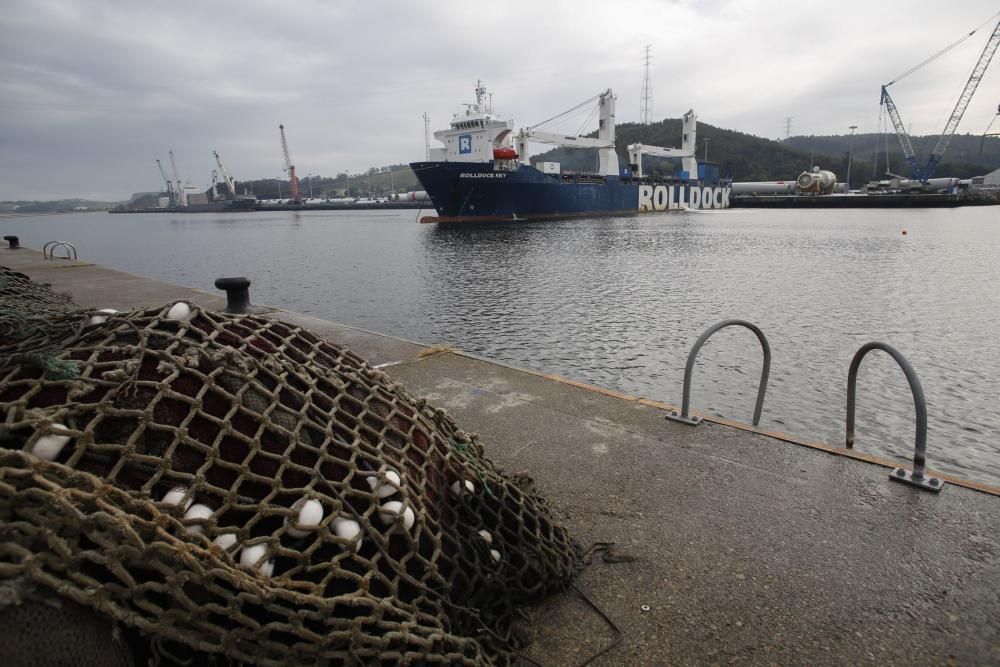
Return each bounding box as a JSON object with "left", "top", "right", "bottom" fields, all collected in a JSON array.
[
  {"left": 279, "top": 124, "right": 301, "bottom": 204},
  {"left": 515, "top": 89, "right": 620, "bottom": 176},
  {"left": 880, "top": 14, "right": 1000, "bottom": 182},
  {"left": 169, "top": 150, "right": 186, "bottom": 206},
  {"left": 982, "top": 103, "right": 1000, "bottom": 154},
  {"left": 155, "top": 159, "right": 175, "bottom": 206},
  {"left": 213, "top": 150, "right": 237, "bottom": 198},
  {"left": 627, "top": 109, "right": 699, "bottom": 179}
]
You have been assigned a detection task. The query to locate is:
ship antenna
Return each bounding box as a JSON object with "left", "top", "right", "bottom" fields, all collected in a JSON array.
[
  {"left": 475, "top": 79, "right": 485, "bottom": 108},
  {"left": 423, "top": 112, "right": 430, "bottom": 160}
]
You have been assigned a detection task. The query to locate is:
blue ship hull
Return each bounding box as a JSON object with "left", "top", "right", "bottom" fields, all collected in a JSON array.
[{"left": 410, "top": 161, "right": 730, "bottom": 223}]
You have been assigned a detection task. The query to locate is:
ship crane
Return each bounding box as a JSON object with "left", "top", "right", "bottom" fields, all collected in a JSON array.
[
  {"left": 515, "top": 89, "right": 620, "bottom": 177},
  {"left": 279, "top": 124, "right": 301, "bottom": 204},
  {"left": 880, "top": 14, "right": 1000, "bottom": 182},
  {"left": 627, "top": 109, "right": 699, "bottom": 179},
  {"left": 155, "top": 159, "right": 175, "bottom": 206},
  {"left": 213, "top": 150, "right": 237, "bottom": 198}
]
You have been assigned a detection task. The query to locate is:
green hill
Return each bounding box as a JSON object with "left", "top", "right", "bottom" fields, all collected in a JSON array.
[
  {"left": 529, "top": 119, "right": 999, "bottom": 188},
  {"left": 238, "top": 166, "right": 421, "bottom": 200},
  {"left": 0, "top": 199, "right": 118, "bottom": 214},
  {"left": 531, "top": 118, "right": 837, "bottom": 182}
]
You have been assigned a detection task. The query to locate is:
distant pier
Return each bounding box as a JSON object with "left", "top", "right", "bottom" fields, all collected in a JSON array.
[{"left": 731, "top": 192, "right": 964, "bottom": 208}]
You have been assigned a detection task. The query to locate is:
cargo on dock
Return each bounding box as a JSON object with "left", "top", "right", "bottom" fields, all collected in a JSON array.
[{"left": 731, "top": 192, "right": 963, "bottom": 207}]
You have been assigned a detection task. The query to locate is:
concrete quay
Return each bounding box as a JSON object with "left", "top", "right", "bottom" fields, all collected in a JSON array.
[{"left": 2, "top": 244, "right": 999, "bottom": 666}]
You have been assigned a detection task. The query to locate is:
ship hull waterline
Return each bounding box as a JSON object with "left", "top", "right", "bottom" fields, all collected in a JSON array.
[{"left": 410, "top": 161, "right": 731, "bottom": 224}]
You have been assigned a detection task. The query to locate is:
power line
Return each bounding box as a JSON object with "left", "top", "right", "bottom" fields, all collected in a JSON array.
[{"left": 641, "top": 45, "right": 652, "bottom": 125}]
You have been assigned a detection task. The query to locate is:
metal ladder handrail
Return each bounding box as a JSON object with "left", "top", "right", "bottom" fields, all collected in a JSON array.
[
  {"left": 666, "top": 319, "right": 771, "bottom": 426},
  {"left": 846, "top": 341, "right": 943, "bottom": 492},
  {"left": 43, "top": 241, "right": 78, "bottom": 260}
]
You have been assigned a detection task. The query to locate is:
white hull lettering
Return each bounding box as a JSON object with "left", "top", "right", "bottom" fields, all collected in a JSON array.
[
  {"left": 690, "top": 187, "right": 701, "bottom": 209},
  {"left": 653, "top": 185, "right": 668, "bottom": 211},
  {"left": 638, "top": 185, "right": 654, "bottom": 211},
  {"left": 635, "top": 185, "right": 731, "bottom": 211}
]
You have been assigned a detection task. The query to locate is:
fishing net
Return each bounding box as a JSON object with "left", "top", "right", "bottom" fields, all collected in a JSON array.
[{"left": 0, "top": 265, "right": 579, "bottom": 665}]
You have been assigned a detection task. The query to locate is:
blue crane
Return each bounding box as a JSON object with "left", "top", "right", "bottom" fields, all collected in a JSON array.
[{"left": 880, "top": 15, "right": 1000, "bottom": 183}]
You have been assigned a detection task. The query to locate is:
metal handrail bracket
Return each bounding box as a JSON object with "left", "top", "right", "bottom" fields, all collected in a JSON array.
[
  {"left": 666, "top": 319, "right": 771, "bottom": 427},
  {"left": 846, "top": 341, "right": 944, "bottom": 493},
  {"left": 43, "top": 241, "right": 77, "bottom": 260}
]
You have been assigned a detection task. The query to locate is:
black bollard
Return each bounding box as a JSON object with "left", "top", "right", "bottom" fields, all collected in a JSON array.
[
  {"left": 215, "top": 277, "right": 251, "bottom": 314},
  {"left": 3, "top": 236, "right": 20, "bottom": 249}
]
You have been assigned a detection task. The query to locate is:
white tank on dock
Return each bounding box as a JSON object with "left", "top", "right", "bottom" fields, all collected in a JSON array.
[
  {"left": 731, "top": 181, "right": 797, "bottom": 195},
  {"left": 796, "top": 167, "right": 838, "bottom": 194}
]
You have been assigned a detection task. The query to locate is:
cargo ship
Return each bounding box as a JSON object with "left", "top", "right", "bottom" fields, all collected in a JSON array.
[
  {"left": 180, "top": 197, "right": 257, "bottom": 213},
  {"left": 410, "top": 82, "right": 731, "bottom": 223}
]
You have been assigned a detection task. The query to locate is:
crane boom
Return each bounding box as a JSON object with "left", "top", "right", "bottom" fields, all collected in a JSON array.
[
  {"left": 279, "top": 124, "right": 300, "bottom": 203},
  {"left": 515, "top": 130, "right": 612, "bottom": 149},
  {"left": 627, "top": 109, "right": 699, "bottom": 178},
  {"left": 881, "top": 17, "right": 1000, "bottom": 182},
  {"left": 514, "top": 89, "right": 619, "bottom": 176},
  {"left": 169, "top": 150, "right": 186, "bottom": 206},
  {"left": 155, "top": 159, "right": 174, "bottom": 205},
  {"left": 925, "top": 18, "right": 1000, "bottom": 179},
  {"left": 879, "top": 85, "right": 920, "bottom": 177},
  {"left": 213, "top": 150, "right": 237, "bottom": 198}
]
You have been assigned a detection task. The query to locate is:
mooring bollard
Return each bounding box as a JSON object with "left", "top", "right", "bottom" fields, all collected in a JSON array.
[
  {"left": 215, "top": 277, "right": 252, "bottom": 314},
  {"left": 3, "top": 236, "right": 19, "bottom": 249}
]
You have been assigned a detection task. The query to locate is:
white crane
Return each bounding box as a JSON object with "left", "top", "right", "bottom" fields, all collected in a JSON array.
[
  {"left": 155, "top": 159, "right": 175, "bottom": 206},
  {"left": 627, "top": 109, "right": 699, "bottom": 179},
  {"left": 213, "top": 150, "right": 237, "bottom": 198},
  {"left": 515, "top": 89, "right": 620, "bottom": 176},
  {"left": 168, "top": 150, "right": 186, "bottom": 206}
]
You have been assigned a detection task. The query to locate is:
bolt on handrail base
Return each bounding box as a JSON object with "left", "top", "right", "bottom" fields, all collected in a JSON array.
[
  {"left": 889, "top": 467, "right": 945, "bottom": 492},
  {"left": 665, "top": 411, "right": 702, "bottom": 426}
]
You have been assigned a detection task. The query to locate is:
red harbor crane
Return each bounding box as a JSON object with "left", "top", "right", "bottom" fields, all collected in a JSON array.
[{"left": 279, "top": 124, "right": 301, "bottom": 204}]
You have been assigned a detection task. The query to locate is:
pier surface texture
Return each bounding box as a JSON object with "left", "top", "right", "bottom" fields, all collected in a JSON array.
[{"left": 3, "top": 245, "right": 998, "bottom": 666}]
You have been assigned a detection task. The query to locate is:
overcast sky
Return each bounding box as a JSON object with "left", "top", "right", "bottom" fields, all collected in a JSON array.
[{"left": 2, "top": 0, "right": 999, "bottom": 200}]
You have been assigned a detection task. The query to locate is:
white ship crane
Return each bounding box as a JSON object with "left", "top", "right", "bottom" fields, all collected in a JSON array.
[
  {"left": 627, "top": 109, "right": 699, "bottom": 179},
  {"left": 213, "top": 150, "right": 237, "bottom": 198},
  {"left": 515, "top": 89, "right": 619, "bottom": 176}
]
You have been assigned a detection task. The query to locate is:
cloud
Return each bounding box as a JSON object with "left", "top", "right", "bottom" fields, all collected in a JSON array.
[{"left": 1, "top": 0, "right": 998, "bottom": 199}]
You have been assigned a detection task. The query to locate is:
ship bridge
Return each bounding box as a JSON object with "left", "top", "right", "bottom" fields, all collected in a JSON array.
[{"left": 430, "top": 81, "right": 514, "bottom": 162}]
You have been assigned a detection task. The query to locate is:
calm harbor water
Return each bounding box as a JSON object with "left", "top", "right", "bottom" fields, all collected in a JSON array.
[{"left": 4, "top": 207, "right": 1000, "bottom": 486}]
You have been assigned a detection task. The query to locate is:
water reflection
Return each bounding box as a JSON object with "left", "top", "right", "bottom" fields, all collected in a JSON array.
[{"left": 5, "top": 207, "right": 1000, "bottom": 485}]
